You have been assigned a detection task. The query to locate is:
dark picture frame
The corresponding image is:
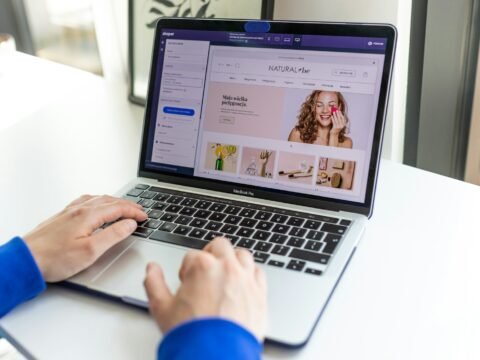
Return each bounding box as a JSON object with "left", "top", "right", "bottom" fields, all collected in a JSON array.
[{"left": 128, "top": 0, "right": 275, "bottom": 105}]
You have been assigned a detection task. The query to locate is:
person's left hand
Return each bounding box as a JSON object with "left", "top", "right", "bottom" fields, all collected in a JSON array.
[
  {"left": 330, "top": 110, "right": 347, "bottom": 135},
  {"left": 23, "top": 195, "right": 148, "bottom": 282}
]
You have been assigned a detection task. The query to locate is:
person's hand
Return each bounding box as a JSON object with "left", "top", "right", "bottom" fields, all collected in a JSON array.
[
  {"left": 144, "top": 237, "right": 268, "bottom": 342},
  {"left": 330, "top": 110, "right": 347, "bottom": 135},
  {"left": 23, "top": 195, "right": 148, "bottom": 282}
]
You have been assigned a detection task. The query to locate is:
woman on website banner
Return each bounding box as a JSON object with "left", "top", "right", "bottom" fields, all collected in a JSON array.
[{"left": 288, "top": 90, "right": 353, "bottom": 149}]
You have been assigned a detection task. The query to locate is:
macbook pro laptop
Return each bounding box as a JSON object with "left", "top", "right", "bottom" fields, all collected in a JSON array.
[{"left": 68, "top": 18, "right": 396, "bottom": 347}]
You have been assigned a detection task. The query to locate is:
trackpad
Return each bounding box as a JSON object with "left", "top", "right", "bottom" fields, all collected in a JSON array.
[{"left": 91, "top": 240, "right": 188, "bottom": 303}]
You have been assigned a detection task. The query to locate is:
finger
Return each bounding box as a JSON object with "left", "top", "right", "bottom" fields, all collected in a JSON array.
[
  {"left": 144, "top": 262, "right": 174, "bottom": 317},
  {"left": 178, "top": 250, "right": 203, "bottom": 281},
  {"left": 203, "top": 237, "right": 236, "bottom": 259},
  {"left": 235, "top": 248, "right": 255, "bottom": 272},
  {"left": 255, "top": 265, "right": 267, "bottom": 292},
  {"left": 82, "top": 201, "right": 148, "bottom": 230},
  {"left": 87, "top": 218, "right": 138, "bottom": 256}
]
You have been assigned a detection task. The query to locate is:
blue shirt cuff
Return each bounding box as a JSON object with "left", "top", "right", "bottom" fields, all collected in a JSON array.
[
  {"left": 158, "top": 317, "right": 262, "bottom": 360},
  {"left": 0, "top": 237, "right": 46, "bottom": 317}
]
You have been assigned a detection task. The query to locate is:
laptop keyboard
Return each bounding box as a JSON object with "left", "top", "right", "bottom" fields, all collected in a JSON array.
[{"left": 123, "top": 184, "right": 353, "bottom": 276}]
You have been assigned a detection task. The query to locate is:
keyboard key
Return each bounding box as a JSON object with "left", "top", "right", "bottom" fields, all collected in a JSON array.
[
  {"left": 209, "top": 212, "right": 227, "bottom": 222},
  {"left": 150, "top": 231, "right": 208, "bottom": 249},
  {"left": 304, "top": 220, "right": 321, "bottom": 230},
  {"left": 290, "top": 249, "right": 330, "bottom": 265},
  {"left": 323, "top": 234, "right": 341, "bottom": 254},
  {"left": 135, "top": 184, "right": 149, "bottom": 190},
  {"left": 161, "top": 213, "right": 178, "bottom": 222},
  {"left": 287, "top": 237, "right": 305, "bottom": 248},
  {"left": 236, "top": 238, "right": 256, "bottom": 249},
  {"left": 272, "top": 224, "right": 290, "bottom": 234},
  {"left": 136, "top": 219, "right": 148, "bottom": 227},
  {"left": 173, "top": 225, "right": 192, "bottom": 236},
  {"left": 286, "top": 260, "right": 306, "bottom": 271},
  {"left": 205, "top": 231, "right": 224, "bottom": 240},
  {"left": 268, "top": 260, "right": 285, "bottom": 267},
  {"left": 315, "top": 215, "right": 339, "bottom": 224},
  {"left": 289, "top": 227, "right": 307, "bottom": 237},
  {"left": 179, "top": 207, "right": 196, "bottom": 216},
  {"left": 175, "top": 215, "right": 193, "bottom": 225},
  {"left": 189, "top": 228, "right": 208, "bottom": 239},
  {"left": 269, "top": 234, "right": 288, "bottom": 244},
  {"left": 240, "top": 218, "right": 257, "bottom": 228},
  {"left": 195, "top": 200, "right": 212, "bottom": 209},
  {"left": 141, "top": 190, "right": 158, "bottom": 199},
  {"left": 159, "top": 222, "right": 176, "bottom": 232},
  {"left": 167, "top": 196, "right": 184, "bottom": 204},
  {"left": 220, "top": 224, "right": 239, "bottom": 235},
  {"left": 133, "top": 227, "right": 153, "bottom": 238},
  {"left": 165, "top": 205, "right": 182, "bottom": 213},
  {"left": 122, "top": 195, "right": 141, "bottom": 203},
  {"left": 306, "top": 230, "right": 324, "bottom": 241},
  {"left": 272, "top": 245, "right": 290, "bottom": 256},
  {"left": 253, "top": 252, "right": 269, "bottom": 264},
  {"left": 152, "top": 202, "right": 167, "bottom": 211},
  {"left": 205, "top": 221, "right": 223, "bottom": 231},
  {"left": 239, "top": 208, "right": 256, "bottom": 218},
  {"left": 256, "top": 221, "right": 274, "bottom": 231},
  {"left": 194, "top": 209, "right": 212, "bottom": 219},
  {"left": 252, "top": 230, "right": 270, "bottom": 241},
  {"left": 255, "top": 211, "right": 272, "bottom": 221},
  {"left": 154, "top": 193, "right": 170, "bottom": 202},
  {"left": 254, "top": 242, "right": 273, "bottom": 253},
  {"left": 127, "top": 188, "right": 143, "bottom": 197},
  {"left": 225, "top": 205, "right": 241, "bottom": 215},
  {"left": 224, "top": 215, "right": 241, "bottom": 225},
  {"left": 148, "top": 210, "right": 163, "bottom": 219},
  {"left": 144, "top": 219, "right": 162, "bottom": 229},
  {"left": 237, "top": 227, "right": 255, "bottom": 237},
  {"left": 271, "top": 214, "right": 288, "bottom": 223},
  {"left": 340, "top": 219, "right": 352, "bottom": 226},
  {"left": 181, "top": 198, "right": 198, "bottom": 207},
  {"left": 225, "top": 235, "right": 239, "bottom": 245},
  {"left": 190, "top": 218, "right": 208, "bottom": 228},
  {"left": 209, "top": 203, "right": 227, "bottom": 212},
  {"left": 321, "top": 223, "right": 348, "bottom": 235},
  {"left": 138, "top": 199, "right": 155, "bottom": 208},
  {"left": 287, "top": 217, "right": 304, "bottom": 227},
  {"left": 305, "top": 268, "right": 323, "bottom": 276},
  {"left": 305, "top": 240, "right": 323, "bottom": 252}
]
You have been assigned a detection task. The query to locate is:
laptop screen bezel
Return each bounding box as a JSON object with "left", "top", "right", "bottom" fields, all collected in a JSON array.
[{"left": 138, "top": 18, "right": 396, "bottom": 218}]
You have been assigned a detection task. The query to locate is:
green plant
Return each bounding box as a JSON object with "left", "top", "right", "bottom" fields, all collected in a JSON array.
[{"left": 146, "top": 0, "right": 215, "bottom": 28}]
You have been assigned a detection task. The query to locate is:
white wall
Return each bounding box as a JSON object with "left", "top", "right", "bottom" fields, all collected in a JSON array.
[{"left": 273, "top": 0, "right": 412, "bottom": 162}]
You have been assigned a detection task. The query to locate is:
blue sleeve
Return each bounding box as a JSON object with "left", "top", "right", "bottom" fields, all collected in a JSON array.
[
  {"left": 158, "top": 318, "right": 262, "bottom": 360},
  {"left": 0, "top": 237, "right": 46, "bottom": 317}
]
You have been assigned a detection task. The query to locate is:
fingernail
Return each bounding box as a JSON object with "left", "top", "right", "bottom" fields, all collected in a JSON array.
[{"left": 126, "top": 219, "right": 137, "bottom": 232}]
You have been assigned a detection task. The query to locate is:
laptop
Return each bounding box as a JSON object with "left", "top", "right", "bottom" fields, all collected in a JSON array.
[{"left": 68, "top": 18, "right": 396, "bottom": 347}]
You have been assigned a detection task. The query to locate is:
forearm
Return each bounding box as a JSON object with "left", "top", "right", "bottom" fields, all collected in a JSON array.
[
  {"left": 328, "top": 132, "right": 340, "bottom": 147},
  {"left": 0, "top": 237, "right": 46, "bottom": 318},
  {"left": 158, "top": 318, "right": 262, "bottom": 360}
]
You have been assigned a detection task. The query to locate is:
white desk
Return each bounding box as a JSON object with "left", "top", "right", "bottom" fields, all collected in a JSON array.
[{"left": 1, "top": 53, "right": 479, "bottom": 360}]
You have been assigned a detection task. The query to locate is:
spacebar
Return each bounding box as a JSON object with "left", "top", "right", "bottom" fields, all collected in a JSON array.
[{"left": 149, "top": 231, "right": 208, "bottom": 250}]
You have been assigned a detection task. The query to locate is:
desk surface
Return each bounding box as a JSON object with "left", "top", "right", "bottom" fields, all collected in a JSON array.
[{"left": 1, "top": 53, "right": 479, "bottom": 360}]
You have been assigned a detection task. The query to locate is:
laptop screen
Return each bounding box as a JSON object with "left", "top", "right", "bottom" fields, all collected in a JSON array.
[{"left": 141, "top": 22, "right": 392, "bottom": 208}]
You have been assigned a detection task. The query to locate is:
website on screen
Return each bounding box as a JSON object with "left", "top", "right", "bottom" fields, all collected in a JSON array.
[{"left": 150, "top": 36, "right": 386, "bottom": 203}]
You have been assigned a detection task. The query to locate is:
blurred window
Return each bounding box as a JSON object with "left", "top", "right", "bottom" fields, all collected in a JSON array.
[{"left": 24, "top": 0, "right": 103, "bottom": 75}]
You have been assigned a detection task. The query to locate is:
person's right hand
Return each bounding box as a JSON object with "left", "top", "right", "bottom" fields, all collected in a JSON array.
[{"left": 144, "top": 237, "right": 268, "bottom": 342}]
